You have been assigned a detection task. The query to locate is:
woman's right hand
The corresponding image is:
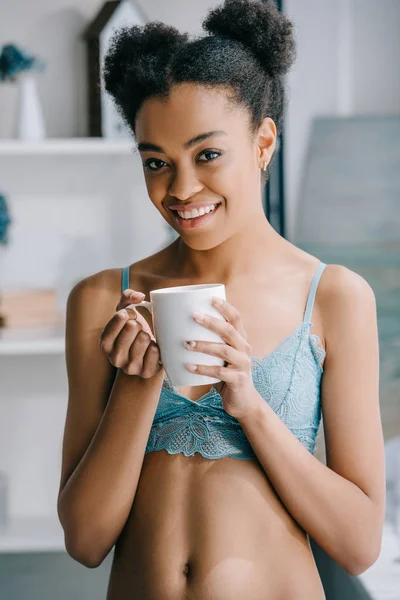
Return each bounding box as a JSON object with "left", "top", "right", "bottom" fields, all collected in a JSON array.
[{"left": 99, "top": 289, "right": 163, "bottom": 378}]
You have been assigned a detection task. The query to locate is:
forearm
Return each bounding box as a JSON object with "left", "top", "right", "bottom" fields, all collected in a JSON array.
[
  {"left": 58, "top": 368, "right": 164, "bottom": 566},
  {"left": 238, "top": 389, "right": 378, "bottom": 575}
]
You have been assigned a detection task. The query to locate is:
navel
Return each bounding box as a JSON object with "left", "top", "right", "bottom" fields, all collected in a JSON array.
[{"left": 183, "top": 561, "right": 191, "bottom": 577}]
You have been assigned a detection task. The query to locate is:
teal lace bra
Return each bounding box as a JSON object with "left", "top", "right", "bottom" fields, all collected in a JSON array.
[{"left": 121, "top": 262, "right": 327, "bottom": 460}]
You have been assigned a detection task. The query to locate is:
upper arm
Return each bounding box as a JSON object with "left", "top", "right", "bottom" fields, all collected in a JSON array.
[
  {"left": 58, "top": 270, "right": 119, "bottom": 499},
  {"left": 319, "top": 265, "right": 385, "bottom": 525}
]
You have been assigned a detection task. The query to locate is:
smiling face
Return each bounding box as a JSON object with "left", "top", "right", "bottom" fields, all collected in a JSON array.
[{"left": 135, "top": 83, "right": 276, "bottom": 250}]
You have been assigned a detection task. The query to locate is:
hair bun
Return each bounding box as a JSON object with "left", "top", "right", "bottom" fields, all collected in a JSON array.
[
  {"left": 202, "top": 0, "right": 296, "bottom": 77},
  {"left": 103, "top": 22, "right": 188, "bottom": 98}
]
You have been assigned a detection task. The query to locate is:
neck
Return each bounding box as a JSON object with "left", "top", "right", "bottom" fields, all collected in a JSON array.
[{"left": 172, "top": 211, "right": 288, "bottom": 284}]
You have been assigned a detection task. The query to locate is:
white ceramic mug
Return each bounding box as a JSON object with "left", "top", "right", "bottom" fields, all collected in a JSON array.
[{"left": 128, "top": 283, "right": 226, "bottom": 387}]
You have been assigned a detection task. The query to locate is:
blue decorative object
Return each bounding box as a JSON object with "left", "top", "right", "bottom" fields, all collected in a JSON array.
[
  {"left": 0, "top": 194, "right": 11, "bottom": 246},
  {"left": 0, "top": 44, "right": 45, "bottom": 82}
]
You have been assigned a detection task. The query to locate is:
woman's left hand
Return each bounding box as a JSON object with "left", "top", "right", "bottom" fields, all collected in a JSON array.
[{"left": 184, "top": 296, "right": 259, "bottom": 421}]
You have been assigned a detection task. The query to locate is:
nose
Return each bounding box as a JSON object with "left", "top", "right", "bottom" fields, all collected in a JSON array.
[{"left": 168, "top": 167, "right": 203, "bottom": 201}]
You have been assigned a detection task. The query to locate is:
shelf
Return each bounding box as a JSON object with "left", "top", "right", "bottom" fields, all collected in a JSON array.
[
  {"left": 0, "top": 326, "right": 65, "bottom": 355},
  {"left": 0, "top": 515, "right": 65, "bottom": 553},
  {"left": 0, "top": 138, "right": 134, "bottom": 156}
]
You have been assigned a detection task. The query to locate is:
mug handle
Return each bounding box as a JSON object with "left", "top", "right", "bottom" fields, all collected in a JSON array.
[{"left": 126, "top": 300, "right": 153, "bottom": 315}]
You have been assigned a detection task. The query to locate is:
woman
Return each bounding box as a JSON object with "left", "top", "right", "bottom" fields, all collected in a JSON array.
[{"left": 57, "top": 1, "right": 385, "bottom": 598}]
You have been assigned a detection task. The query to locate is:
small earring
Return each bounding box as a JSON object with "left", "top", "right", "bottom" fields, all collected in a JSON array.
[{"left": 262, "top": 161, "right": 267, "bottom": 172}]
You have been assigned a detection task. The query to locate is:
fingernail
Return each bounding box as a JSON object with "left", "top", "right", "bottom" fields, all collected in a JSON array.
[
  {"left": 212, "top": 296, "right": 222, "bottom": 305},
  {"left": 131, "top": 291, "right": 145, "bottom": 298},
  {"left": 184, "top": 340, "right": 196, "bottom": 348},
  {"left": 119, "top": 309, "right": 128, "bottom": 318},
  {"left": 193, "top": 312, "right": 204, "bottom": 321},
  {"left": 186, "top": 364, "right": 197, "bottom": 371}
]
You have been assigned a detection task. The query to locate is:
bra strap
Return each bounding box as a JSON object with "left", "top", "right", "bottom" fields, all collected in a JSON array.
[
  {"left": 121, "top": 266, "right": 130, "bottom": 293},
  {"left": 303, "top": 262, "right": 327, "bottom": 323}
]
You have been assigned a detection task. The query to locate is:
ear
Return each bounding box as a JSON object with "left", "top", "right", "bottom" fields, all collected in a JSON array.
[{"left": 256, "top": 118, "right": 277, "bottom": 168}]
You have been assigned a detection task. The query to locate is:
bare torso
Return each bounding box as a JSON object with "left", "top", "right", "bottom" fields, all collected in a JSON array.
[{"left": 106, "top": 242, "right": 326, "bottom": 600}]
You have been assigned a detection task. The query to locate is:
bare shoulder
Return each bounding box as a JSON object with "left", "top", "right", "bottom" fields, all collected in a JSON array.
[
  {"left": 67, "top": 268, "right": 121, "bottom": 315},
  {"left": 282, "top": 243, "right": 375, "bottom": 310},
  {"left": 316, "top": 263, "right": 377, "bottom": 345},
  {"left": 318, "top": 263, "right": 376, "bottom": 310},
  {"left": 65, "top": 243, "right": 176, "bottom": 347},
  {"left": 66, "top": 258, "right": 152, "bottom": 318}
]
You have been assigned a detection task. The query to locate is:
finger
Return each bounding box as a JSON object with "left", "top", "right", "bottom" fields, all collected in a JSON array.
[
  {"left": 109, "top": 319, "right": 143, "bottom": 368},
  {"left": 193, "top": 312, "right": 247, "bottom": 353},
  {"left": 100, "top": 309, "right": 130, "bottom": 353},
  {"left": 125, "top": 307, "right": 138, "bottom": 321},
  {"left": 183, "top": 340, "right": 244, "bottom": 368},
  {"left": 126, "top": 328, "right": 153, "bottom": 373},
  {"left": 116, "top": 289, "right": 145, "bottom": 311},
  {"left": 211, "top": 297, "right": 247, "bottom": 339},
  {"left": 185, "top": 363, "right": 249, "bottom": 388},
  {"left": 141, "top": 341, "right": 163, "bottom": 378}
]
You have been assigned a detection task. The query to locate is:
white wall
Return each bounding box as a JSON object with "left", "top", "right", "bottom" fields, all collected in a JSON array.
[
  {"left": 284, "top": 0, "right": 400, "bottom": 238},
  {"left": 352, "top": 0, "right": 400, "bottom": 114},
  {"left": 284, "top": 0, "right": 339, "bottom": 238}
]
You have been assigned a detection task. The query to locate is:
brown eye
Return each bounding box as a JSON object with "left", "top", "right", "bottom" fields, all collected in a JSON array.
[
  {"left": 198, "top": 150, "right": 221, "bottom": 162},
  {"left": 143, "top": 159, "right": 167, "bottom": 172}
]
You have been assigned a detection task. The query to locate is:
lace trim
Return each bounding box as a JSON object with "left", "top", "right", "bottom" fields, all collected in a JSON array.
[
  {"left": 145, "top": 411, "right": 257, "bottom": 460},
  {"left": 309, "top": 333, "right": 326, "bottom": 368}
]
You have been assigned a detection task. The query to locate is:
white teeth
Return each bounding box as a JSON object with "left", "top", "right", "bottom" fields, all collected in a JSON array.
[{"left": 177, "top": 204, "right": 217, "bottom": 219}]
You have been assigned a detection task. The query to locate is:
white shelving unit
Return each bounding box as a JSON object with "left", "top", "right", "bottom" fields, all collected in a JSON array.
[
  {"left": 0, "top": 139, "right": 123, "bottom": 556},
  {"left": 0, "top": 138, "right": 134, "bottom": 156},
  {"left": 0, "top": 137, "right": 166, "bottom": 556},
  {"left": 0, "top": 326, "right": 65, "bottom": 356},
  {"left": 0, "top": 325, "right": 66, "bottom": 554}
]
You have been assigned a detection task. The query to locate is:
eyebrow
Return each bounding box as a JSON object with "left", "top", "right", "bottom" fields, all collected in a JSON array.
[{"left": 137, "top": 130, "right": 227, "bottom": 153}]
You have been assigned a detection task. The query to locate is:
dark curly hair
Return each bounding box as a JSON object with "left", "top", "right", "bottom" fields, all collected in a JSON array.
[{"left": 103, "top": 0, "right": 296, "bottom": 157}]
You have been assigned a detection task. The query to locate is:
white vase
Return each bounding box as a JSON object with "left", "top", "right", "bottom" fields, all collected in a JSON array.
[{"left": 15, "top": 74, "right": 46, "bottom": 141}]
